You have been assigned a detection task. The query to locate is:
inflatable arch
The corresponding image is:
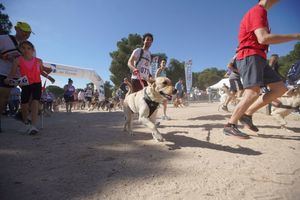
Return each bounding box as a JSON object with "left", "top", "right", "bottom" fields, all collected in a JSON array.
[{"left": 44, "top": 62, "right": 105, "bottom": 100}]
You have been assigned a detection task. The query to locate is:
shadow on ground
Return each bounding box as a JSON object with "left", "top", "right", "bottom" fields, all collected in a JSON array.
[
  {"left": 164, "top": 131, "right": 262, "bottom": 155},
  {"left": 0, "top": 112, "right": 170, "bottom": 200}
]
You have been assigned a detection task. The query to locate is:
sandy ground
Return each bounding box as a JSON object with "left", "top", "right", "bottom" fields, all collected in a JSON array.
[{"left": 0, "top": 102, "right": 300, "bottom": 200}]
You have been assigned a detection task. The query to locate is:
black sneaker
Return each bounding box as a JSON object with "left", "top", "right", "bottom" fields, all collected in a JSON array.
[
  {"left": 223, "top": 124, "right": 250, "bottom": 139},
  {"left": 239, "top": 114, "right": 259, "bottom": 132},
  {"left": 221, "top": 105, "right": 229, "bottom": 112}
]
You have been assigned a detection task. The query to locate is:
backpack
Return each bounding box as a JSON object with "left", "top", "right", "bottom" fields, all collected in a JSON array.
[
  {"left": 287, "top": 60, "right": 300, "bottom": 85},
  {"left": 135, "top": 48, "right": 144, "bottom": 67}
]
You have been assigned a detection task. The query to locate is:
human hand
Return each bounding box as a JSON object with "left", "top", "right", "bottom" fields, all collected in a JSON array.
[{"left": 133, "top": 68, "right": 139, "bottom": 75}]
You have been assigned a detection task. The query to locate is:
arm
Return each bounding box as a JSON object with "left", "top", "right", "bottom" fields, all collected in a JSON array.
[
  {"left": 39, "top": 59, "right": 55, "bottom": 83},
  {"left": 155, "top": 68, "right": 162, "bottom": 78},
  {"left": 6, "top": 58, "right": 19, "bottom": 79},
  {"left": 254, "top": 28, "right": 300, "bottom": 45},
  {"left": 128, "top": 51, "right": 138, "bottom": 72}
]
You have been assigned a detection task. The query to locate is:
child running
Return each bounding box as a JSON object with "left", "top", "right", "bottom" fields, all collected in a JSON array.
[{"left": 5, "top": 41, "right": 55, "bottom": 135}]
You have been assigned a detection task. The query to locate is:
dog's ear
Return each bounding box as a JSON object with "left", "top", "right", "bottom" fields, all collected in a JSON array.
[
  {"left": 151, "top": 81, "right": 156, "bottom": 88},
  {"left": 148, "top": 78, "right": 155, "bottom": 85}
]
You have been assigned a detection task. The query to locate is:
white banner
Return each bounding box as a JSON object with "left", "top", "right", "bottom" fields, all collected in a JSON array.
[
  {"left": 185, "top": 60, "right": 193, "bottom": 94},
  {"left": 44, "top": 62, "right": 105, "bottom": 100},
  {"left": 150, "top": 56, "right": 159, "bottom": 76}
]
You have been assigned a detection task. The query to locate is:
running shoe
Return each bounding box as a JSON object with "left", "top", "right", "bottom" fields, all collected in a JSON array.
[
  {"left": 223, "top": 124, "right": 250, "bottom": 139},
  {"left": 162, "top": 115, "right": 171, "bottom": 120},
  {"left": 221, "top": 105, "right": 229, "bottom": 112},
  {"left": 239, "top": 114, "right": 259, "bottom": 132},
  {"left": 28, "top": 125, "right": 39, "bottom": 135},
  {"left": 22, "top": 123, "right": 31, "bottom": 134}
]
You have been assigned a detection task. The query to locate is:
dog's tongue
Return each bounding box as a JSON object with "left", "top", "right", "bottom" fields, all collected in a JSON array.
[{"left": 166, "top": 94, "right": 172, "bottom": 100}]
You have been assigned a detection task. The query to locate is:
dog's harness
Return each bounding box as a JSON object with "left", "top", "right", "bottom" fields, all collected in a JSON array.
[{"left": 143, "top": 88, "right": 159, "bottom": 117}]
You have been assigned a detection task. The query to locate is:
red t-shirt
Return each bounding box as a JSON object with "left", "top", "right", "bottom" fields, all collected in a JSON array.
[{"left": 237, "top": 4, "right": 269, "bottom": 60}]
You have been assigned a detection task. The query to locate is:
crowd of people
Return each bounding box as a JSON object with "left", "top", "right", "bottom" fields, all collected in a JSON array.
[{"left": 1, "top": 0, "right": 300, "bottom": 139}]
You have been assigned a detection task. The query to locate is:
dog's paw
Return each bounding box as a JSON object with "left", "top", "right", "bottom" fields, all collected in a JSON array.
[{"left": 152, "top": 132, "right": 165, "bottom": 142}]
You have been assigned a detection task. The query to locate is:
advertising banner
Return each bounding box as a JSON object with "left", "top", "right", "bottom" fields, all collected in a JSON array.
[
  {"left": 184, "top": 60, "right": 193, "bottom": 94},
  {"left": 150, "top": 56, "right": 159, "bottom": 76}
]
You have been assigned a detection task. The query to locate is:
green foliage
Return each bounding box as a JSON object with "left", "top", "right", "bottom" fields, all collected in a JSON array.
[
  {"left": 109, "top": 34, "right": 143, "bottom": 87},
  {"left": 166, "top": 58, "right": 185, "bottom": 85},
  {"left": 278, "top": 42, "right": 300, "bottom": 77},
  {"left": 104, "top": 81, "right": 113, "bottom": 98},
  {"left": 0, "top": 3, "right": 12, "bottom": 34},
  {"left": 46, "top": 85, "right": 64, "bottom": 98},
  {"left": 152, "top": 53, "right": 168, "bottom": 63},
  {"left": 192, "top": 68, "right": 226, "bottom": 90}
]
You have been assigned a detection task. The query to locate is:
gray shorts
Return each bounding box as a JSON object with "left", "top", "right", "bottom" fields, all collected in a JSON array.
[{"left": 236, "top": 55, "right": 282, "bottom": 89}]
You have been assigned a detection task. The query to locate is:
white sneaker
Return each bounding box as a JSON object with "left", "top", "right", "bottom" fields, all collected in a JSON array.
[
  {"left": 162, "top": 115, "right": 171, "bottom": 120},
  {"left": 28, "top": 125, "right": 39, "bottom": 135},
  {"left": 22, "top": 123, "right": 31, "bottom": 134}
]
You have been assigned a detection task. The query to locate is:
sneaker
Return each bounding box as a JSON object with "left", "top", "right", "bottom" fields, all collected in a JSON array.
[
  {"left": 162, "top": 115, "right": 171, "bottom": 120},
  {"left": 28, "top": 125, "right": 39, "bottom": 135},
  {"left": 22, "top": 123, "right": 31, "bottom": 134},
  {"left": 239, "top": 114, "right": 259, "bottom": 132},
  {"left": 155, "top": 121, "right": 160, "bottom": 127},
  {"left": 223, "top": 124, "right": 250, "bottom": 139},
  {"left": 221, "top": 105, "right": 229, "bottom": 112}
]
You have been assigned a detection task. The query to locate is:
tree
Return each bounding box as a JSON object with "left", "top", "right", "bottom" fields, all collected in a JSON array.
[
  {"left": 0, "top": 3, "right": 12, "bottom": 34},
  {"left": 193, "top": 68, "right": 226, "bottom": 90},
  {"left": 109, "top": 34, "right": 143, "bottom": 87},
  {"left": 278, "top": 42, "right": 300, "bottom": 77},
  {"left": 46, "top": 85, "right": 64, "bottom": 98},
  {"left": 166, "top": 58, "right": 185, "bottom": 85},
  {"left": 104, "top": 81, "right": 113, "bottom": 98}
]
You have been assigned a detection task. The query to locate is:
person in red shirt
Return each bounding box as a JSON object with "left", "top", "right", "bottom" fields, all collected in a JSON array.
[
  {"left": 224, "top": 0, "right": 300, "bottom": 139},
  {"left": 6, "top": 41, "right": 55, "bottom": 135}
]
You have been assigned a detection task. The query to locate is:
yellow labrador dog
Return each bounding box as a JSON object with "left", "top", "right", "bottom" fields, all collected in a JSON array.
[
  {"left": 271, "top": 85, "right": 300, "bottom": 131},
  {"left": 123, "top": 77, "right": 175, "bottom": 142}
]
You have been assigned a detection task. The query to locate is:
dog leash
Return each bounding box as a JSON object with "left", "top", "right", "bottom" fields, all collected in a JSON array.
[{"left": 134, "top": 69, "right": 145, "bottom": 88}]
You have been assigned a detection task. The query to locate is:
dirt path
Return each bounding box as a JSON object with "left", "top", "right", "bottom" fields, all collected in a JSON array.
[{"left": 1, "top": 103, "right": 300, "bottom": 200}]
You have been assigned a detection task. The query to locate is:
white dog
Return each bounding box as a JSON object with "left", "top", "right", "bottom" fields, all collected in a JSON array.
[
  {"left": 123, "top": 77, "right": 175, "bottom": 142},
  {"left": 271, "top": 85, "right": 300, "bottom": 130},
  {"left": 218, "top": 85, "right": 230, "bottom": 111}
]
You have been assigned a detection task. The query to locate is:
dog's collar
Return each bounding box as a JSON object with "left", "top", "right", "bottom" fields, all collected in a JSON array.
[{"left": 144, "top": 88, "right": 159, "bottom": 117}]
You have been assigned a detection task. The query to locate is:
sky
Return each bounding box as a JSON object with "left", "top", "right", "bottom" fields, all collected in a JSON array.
[{"left": 3, "top": 0, "right": 300, "bottom": 89}]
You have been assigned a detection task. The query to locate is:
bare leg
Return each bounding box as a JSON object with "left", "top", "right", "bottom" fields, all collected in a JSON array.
[
  {"left": 224, "top": 92, "right": 235, "bottom": 107},
  {"left": 31, "top": 100, "right": 39, "bottom": 126},
  {"left": 0, "top": 87, "right": 11, "bottom": 115},
  {"left": 21, "top": 103, "right": 29, "bottom": 123},
  {"left": 69, "top": 102, "right": 73, "bottom": 112},
  {"left": 245, "top": 82, "right": 287, "bottom": 116},
  {"left": 228, "top": 86, "right": 260, "bottom": 124}
]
